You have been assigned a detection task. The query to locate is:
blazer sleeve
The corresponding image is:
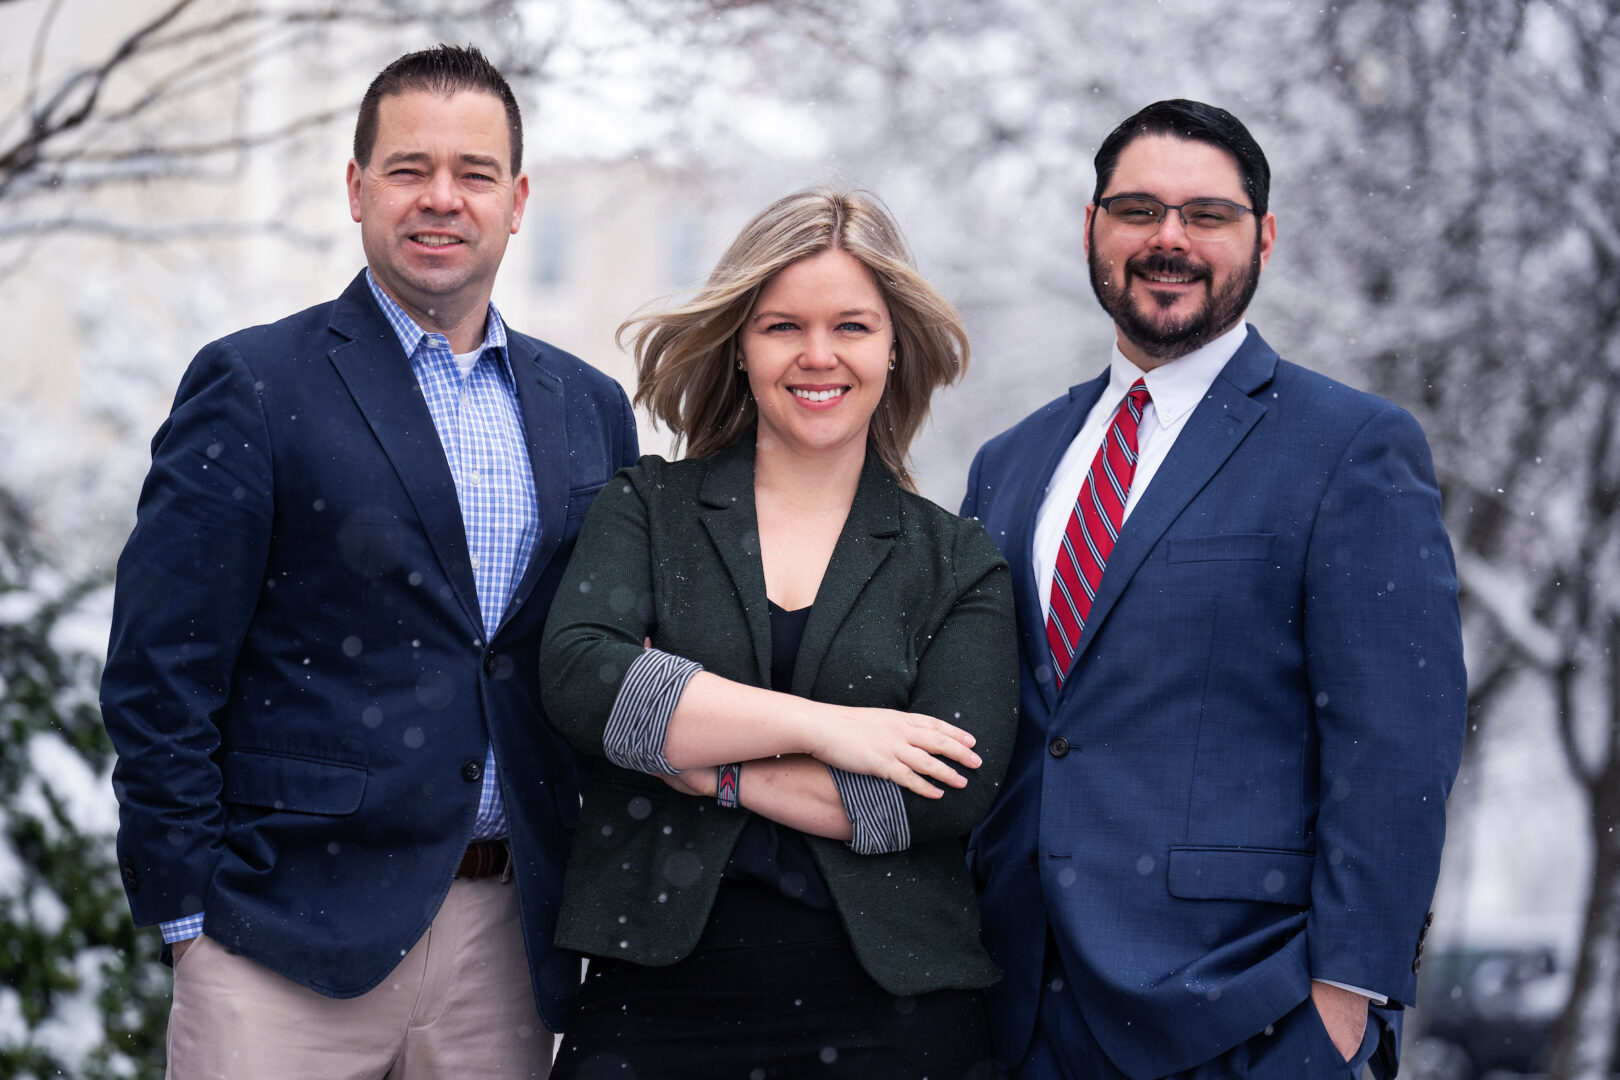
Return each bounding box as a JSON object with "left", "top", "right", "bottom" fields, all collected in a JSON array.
[
  {"left": 539, "top": 467, "right": 659, "bottom": 757},
  {"left": 1301, "top": 403, "right": 1466, "bottom": 1005},
  {"left": 896, "top": 523, "right": 1021, "bottom": 845},
  {"left": 613, "top": 381, "right": 639, "bottom": 470},
  {"left": 100, "top": 340, "right": 275, "bottom": 927},
  {"left": 959, "top": 444, "right": 987, "bottom": 520}
]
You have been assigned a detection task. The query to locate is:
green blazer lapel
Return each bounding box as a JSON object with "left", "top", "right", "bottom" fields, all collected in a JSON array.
[
  {"left": 697, "top": 440, "right": 773, "bottom": 686},
  {"left": 792, "top": 452, "right": 900, "bottom": 696}
]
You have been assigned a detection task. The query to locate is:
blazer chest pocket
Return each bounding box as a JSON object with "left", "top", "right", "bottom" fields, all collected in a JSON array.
[
  {"left": 222, "top": 748, "right": 367, "bottom": 815},
  {"left": 565, "top": 480, "right": 609, "bottom": 520},
  {"left": 1166, "top": 845, "right": 1312, "bottom": 907},
  {"left": 1166, "top": 533, "right": 1275, "bottom": 563}
]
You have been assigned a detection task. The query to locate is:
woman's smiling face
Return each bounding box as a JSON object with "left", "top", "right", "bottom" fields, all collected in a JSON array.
[{"left": 742, "top": 248, "right": 894, "bottom": 461}]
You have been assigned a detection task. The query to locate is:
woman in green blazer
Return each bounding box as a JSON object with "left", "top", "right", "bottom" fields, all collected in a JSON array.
[{"left": 539, "top": 188, "right": 1019, "bottom": 1078}]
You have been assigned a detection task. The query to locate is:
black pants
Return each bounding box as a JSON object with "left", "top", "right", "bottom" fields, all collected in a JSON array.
[{"left": 552, "top": 877, "right": 999, "bottom": 1080}]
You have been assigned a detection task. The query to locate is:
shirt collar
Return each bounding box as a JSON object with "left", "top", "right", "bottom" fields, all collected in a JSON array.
[
  {"left": 364, "top": 268, "right": 509, "bottom": 363},
  {"left": 1108, "top": 321, "right": 1249, "bottom": 429}
]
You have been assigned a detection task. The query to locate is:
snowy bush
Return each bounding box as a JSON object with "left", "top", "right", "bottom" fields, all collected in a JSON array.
[{"left": 0, "top": 537, "right": 167, "bottom": 1080}]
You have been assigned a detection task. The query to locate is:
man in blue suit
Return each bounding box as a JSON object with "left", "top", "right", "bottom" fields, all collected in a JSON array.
[
  {"left": 100, "top": 45, "right": 636, "bottom": 1078},
  {"left": 963, "top": 100, "right": 1466, "bottom": 1080}
]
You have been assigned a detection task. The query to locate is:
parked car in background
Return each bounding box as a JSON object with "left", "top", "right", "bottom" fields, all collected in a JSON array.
[{"left": 1408, "top": 943, "right": 1579, "bottom": 1078}]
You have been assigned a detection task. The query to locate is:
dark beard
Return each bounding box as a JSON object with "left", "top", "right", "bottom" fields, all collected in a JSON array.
[{"left": 1087, "top": 230, "right": 1262, "bottom": 363}]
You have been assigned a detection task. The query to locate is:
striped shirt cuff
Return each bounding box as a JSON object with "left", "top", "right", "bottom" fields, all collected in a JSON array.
[
  {"left": 828, "top": 767, "right": 911, "bottom": 855},
  {"left": 603, "top": 648, "right": 704, "bottom": 776},
  {"left": 160, "top": 913, "right": 205, "bottom": 943}
]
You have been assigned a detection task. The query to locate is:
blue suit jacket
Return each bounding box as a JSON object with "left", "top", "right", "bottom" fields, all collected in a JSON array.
[
  {"left": 101, "top": 271, "right": 637, "bottom": 1029},
  {"left": 962, "top": 328, "right": 1465, "bottom": 1078}
]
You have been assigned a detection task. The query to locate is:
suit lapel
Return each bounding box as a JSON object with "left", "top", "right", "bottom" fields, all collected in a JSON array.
[
  {"left": 498, "top": 338, "right": 569, "bottom": 630},
  {"left": 324, "top": 273, "right": 483, "bottom": 636},
  {"left": 697, "top": 442, "right": 773, "bottom": 686},
  {"left": 791, "top": 454, "right": 899, "bottom": 696},
  {"left": 1015, "top": 374, "right": 1109, "bottom": 715},
  {"left": 1064, "top": 329, "right": 1278, "bottom": 674}
]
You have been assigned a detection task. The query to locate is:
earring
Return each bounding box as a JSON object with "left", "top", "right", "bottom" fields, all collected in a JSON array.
[
  {"left": 888, "top": 356, "right": 896, "bottom": 372},
  {"left": 889, "top": 339, "right": 898, "bottom": 372}
]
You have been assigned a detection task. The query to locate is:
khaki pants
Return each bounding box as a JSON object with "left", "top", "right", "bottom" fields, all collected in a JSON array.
[{"left": 166, "top": 878, "right": 553, "bottom": 1080}]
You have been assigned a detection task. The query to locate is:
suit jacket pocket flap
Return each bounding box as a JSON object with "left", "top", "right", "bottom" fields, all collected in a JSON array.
[
  {"left": 1166, "top": 533, "right": 1275, "bottom": 563},
  {"left": 565, "top": 480, "right": 608, "bottom": 517},
  {"left": 1166, "top": 846, "right": 1312, "bottom": 906},
  {"left": 222, "top": 748, "right": 367, "bottom": 815}
]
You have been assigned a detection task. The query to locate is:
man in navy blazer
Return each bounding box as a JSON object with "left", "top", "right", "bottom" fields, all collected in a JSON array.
[
  {"left": 100, "top": 46, "right": 636, "bottom": 1077},
  {"left": 962, "top": 100, "right": 1466, "bottom": 1080}
]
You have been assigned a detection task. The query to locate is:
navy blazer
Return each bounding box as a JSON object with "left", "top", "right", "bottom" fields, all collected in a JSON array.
[
  {"left": 101, "top": 271, "right": 637, "bottom": 1028},
  {"left": 962, "top": 328, "right": 1466, "bottom": 1078}
]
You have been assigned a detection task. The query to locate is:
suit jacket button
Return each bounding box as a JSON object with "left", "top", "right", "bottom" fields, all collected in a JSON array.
[
  {"left": 483, "top": 653, "right": 499, "bottom": 675},
  {"left": 1048, "top": 737, "right": 1070, "bottom": 758},
  {"left": 461, "top": 759, "right": 484, "bottom": 783}
]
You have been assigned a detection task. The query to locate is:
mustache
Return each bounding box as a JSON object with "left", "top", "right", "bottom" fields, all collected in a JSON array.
[{"left": 1128, "top": 254, "right": 1210, "bottom": 280}]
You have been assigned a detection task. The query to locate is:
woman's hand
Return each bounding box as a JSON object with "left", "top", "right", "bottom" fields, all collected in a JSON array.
[
  {"left": 804, "top": 706, "right": 980, "bottom": 798},
  {"left": 663, "top": 673, "right": 979, "bottom": 799}
]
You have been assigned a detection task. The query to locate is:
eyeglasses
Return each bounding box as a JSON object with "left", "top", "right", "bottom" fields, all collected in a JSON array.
[{"left": 1096, "top": 195, "right": 1253, "bottom": 236}]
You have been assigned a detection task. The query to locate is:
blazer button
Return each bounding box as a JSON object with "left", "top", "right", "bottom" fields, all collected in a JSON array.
[
  {"left": 1048, "top": 737, "right": 1070, "bottom": 758},
  {"left": 461, "top": 759, "right": 484, "bottom": 783},
  {"left": 483, "top": 653, "right": 499, "bottom": 675}
]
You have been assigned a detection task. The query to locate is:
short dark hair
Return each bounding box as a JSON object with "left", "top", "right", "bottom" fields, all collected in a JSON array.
[
  {"left": 1092, "top": 99, "right": 1270, "bottom": 217},
  {"left": 354, "top": 44, "right": 523, "bottom": 175}
]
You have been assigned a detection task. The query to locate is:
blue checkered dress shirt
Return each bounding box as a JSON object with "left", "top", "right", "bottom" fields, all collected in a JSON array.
[{"left": 161, "top": 273, "right": 541, "bottom": 945}]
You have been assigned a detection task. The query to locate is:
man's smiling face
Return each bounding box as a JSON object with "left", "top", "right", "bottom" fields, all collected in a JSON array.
[
  {"left": 346, "top": 89, "right": 528, "bottom": 334},
  {"left": 1084, "top": 134, "right": 1275, "bottom": 369}
]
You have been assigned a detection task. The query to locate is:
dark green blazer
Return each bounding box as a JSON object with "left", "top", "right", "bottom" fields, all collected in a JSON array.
[{"left": 539, "top": 439, "right": 1019, "bottom": 995}]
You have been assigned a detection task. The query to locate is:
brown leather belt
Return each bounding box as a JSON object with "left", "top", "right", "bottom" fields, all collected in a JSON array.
[{"left": 455, "top": 839, "right": 510, "bottom": 879}]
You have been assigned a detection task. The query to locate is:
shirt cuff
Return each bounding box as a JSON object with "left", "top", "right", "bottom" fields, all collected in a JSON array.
[
  {"left": 1315, "top": 978, "right": 1388, "bottom": 1007},
  {"left": 160, "top": 913, "right": 205, "bottom": 943},
  {"left": 827, "top": 767, "right": 911, "bottom": 855},
  {"left": 603, "top": 648, "right": 703, "bottom": 776}
]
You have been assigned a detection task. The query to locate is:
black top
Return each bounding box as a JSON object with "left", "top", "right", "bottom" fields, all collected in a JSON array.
[{"left": 721, "top": 600, "right": 834, "bottom": 909}]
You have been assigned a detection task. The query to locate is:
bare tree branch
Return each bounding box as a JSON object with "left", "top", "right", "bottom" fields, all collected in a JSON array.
[
  {"left": 0, "top": 216, "right": 331, "bottom": 245},
  {"left": 24, "top": 0, "right": 66, "bottom": 121},
  {"left": 0, "top": 0, "right": 533, "bottom": 250},
  {"left": 0, "top": 0, "right": 199, "bottom": 197},
  {"left": 43, "top": 108, "right": 345, "bottom": 166}
]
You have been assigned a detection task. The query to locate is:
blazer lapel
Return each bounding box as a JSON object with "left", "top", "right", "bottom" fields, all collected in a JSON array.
[
  {"left": 1064, "top": 329, "right": 1278, "bottom": 674},
  {"left": 324, "top": 274, "right": 483, "bottom": 636},
  {"left": 1015, "top": 373, "right": 1109, "bottom": 715},
  {"left": 497, "top": 338, "right": 569, "bottom": 629},
  {"left": 697, "top": 441, "right": 773, "bottom": 686},
  {"left": 791, "top": 453, "right": 899, "bottom": 696}
]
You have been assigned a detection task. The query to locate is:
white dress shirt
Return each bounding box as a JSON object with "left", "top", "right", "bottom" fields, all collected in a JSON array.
[{"left": 1033, "top": 323, "right": 1248, "bottom": 620}]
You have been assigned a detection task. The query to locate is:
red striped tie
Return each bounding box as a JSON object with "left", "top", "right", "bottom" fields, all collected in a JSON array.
[{"left": 1046, "top": 379, "right": 1151, "bottom": 686}]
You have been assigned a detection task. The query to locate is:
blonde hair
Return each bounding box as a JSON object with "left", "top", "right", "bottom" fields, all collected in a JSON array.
[{"left": 619, "top": 187, "right": 970, "bottom": 490}]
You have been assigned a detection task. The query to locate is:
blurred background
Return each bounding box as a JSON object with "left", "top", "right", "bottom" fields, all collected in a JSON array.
[{"left": 0, "top": 1, "right": 1614, "bottom": 1077}]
